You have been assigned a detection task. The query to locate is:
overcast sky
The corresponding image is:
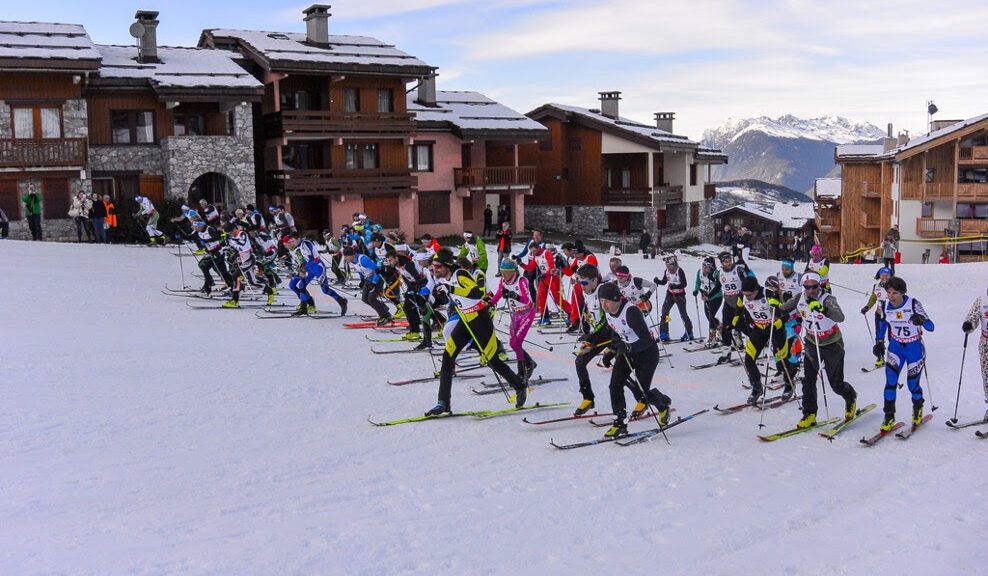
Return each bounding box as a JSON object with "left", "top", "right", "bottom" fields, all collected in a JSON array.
[{"left": 10, "top": 0, "right": 987, "bottom": 140}]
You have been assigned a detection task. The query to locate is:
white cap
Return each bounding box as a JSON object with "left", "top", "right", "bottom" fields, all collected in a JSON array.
[{"left": 802, "top": 272, "right": 822, "bottom": 286}]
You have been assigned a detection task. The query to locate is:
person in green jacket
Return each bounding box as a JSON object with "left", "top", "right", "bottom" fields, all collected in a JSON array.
[
  {"left": 22, "top": 183, "right": 43, "bottom": 241},
  {"left": 458, "top": 231, "right": 488, "bottom": 276}
]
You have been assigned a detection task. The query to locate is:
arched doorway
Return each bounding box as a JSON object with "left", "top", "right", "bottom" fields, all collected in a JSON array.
[{"left": 188, "top": 172, "right": 240, "bottom": 211}]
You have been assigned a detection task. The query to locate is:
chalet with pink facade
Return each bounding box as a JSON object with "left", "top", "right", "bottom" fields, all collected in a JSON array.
[{"left": 406, "top": 79, "right": 548, "bottom": 236}]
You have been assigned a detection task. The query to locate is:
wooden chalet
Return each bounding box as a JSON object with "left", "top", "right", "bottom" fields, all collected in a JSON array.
[
  {"left": 812, "top": 177, "right": 842, "bottom": 258},
  {"left": 200, "top": 4, "right": 436, "bottom": 233},
  {"left": 711, "top": 202, "right": 815, "bottom": 260},
  {"left": 519, "top": 92, "right": 726, "bottom": 243},
  {"left": 407, "top": 82, "right": 547, "bottom": 237},
  {"left": 0, "top": 20, "right": 100, "bottom": 239}
]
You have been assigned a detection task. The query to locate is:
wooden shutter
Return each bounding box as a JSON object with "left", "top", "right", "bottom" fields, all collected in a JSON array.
[
  {"left": 139, "top": 174, "right": 165, "bottom": 205},
  {"left": 41, "top": 178, "right": 71, "bottom": 218}
]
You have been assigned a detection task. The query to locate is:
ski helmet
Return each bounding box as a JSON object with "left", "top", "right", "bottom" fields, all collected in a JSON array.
[
  {"left": 764, "top": 275, "right": 780, "bottom": 291},
  {"left": 718, "top": 251, "right": 732, "bottom": 262},
  {"left": 877, "top": 267, "right": 892, "bottom": 277}
]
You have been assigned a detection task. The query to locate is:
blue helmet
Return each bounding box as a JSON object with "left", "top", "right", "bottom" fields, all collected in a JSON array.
[
  {"left": 877, "top": 267, "right": 892, "bottom": 277},
  {"left": 781, "top": 259, "right": 794, "bottom": 270}
]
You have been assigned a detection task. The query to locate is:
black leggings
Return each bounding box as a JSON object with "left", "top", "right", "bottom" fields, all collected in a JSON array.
[
  {"left": 437, "top": 313, "right": 522, "bottom": 405},
  {"left": 801, "top": 339, "right": 856, "bottom": 416},
  {"left": 704, "top": 296, "right": 722, "bottom": 330},
  {"left": 609, "top": 344, "right": 669, "bottom": 420}
]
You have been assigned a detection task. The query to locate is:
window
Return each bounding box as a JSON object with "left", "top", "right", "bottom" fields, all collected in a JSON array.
[
  {"left": 975, "top": 204, "right": 988, "bottom": 219},
  {"left": 921, "top": 202, "right": 933, "bottom": 218},
  {"left": 418, "top": 191, "right": 451, "bottom": 224},
  {"left": 690, "top": 163, "right": 697, "bottom": 186},
  {"left": 345, "top": 144, "right": 358, "bottom": 170},
  {"left": 226, "top": 110, "right": 237, "bottom": 136},
  {"left": 283, "top": 145, "right": 315, "bottom": 170},
  {"left": 377, "top": 89, "right": 394, "bottom": 113},
  {"left": 173, "top": 113, "right": 204, "bottom": 136},
  {"left": 621, "top": 168, "right": 631, "bottom": 188},
  {"left": 12, "top": 106, "right": 62, "bottom": 139},
  {"left": 344, "top": 88, "right": 360, "bottom": 113},
  {"left": 408, "top": 143, "right": 433, "bottom": 172},
  {"left": 956, "top": 203, "right": 974, "bottom": 219},
  {"left": 925, "top": 168, "right": 935, "bottom": 183},
  {"left": 362, "top": 143, "right": 378, "bottom": 169},
  {"left": 345, "top": 143, "right": 378, "bottom": 170},
  {"left": 110, "top": 110, "right": 155, "bottom": 144}
]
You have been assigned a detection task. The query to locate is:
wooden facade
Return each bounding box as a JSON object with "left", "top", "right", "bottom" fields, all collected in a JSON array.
[{"left": 518, "top": 117, "right": 603, "bottom": 206}]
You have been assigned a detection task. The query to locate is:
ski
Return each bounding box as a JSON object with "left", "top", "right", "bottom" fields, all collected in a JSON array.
[
  {"left": 895, "top": 414, "right": 934, "bottom": 439},
  {"left": 860, "top": 364, "right": 884, "bottom": 373},
  {"left": 367, "top": 411, "right": 488, "bottom": 427},
  {"left": 550, "top": 428, "right": 660, "bottom": 450},
  {"left": 523, "top": 411, "right": 613, "bottom": 425},
  {"left": 254, "top": 310, "right": 340, "bottom": 320},
  {"left": 370, "top": 346, "right": 433, "bottom": 355},
  {"left": 365, "top": 334, "right": 420, "bottom": 343},
  {"left": 588, "top": 408, "right": 677, "bottom": 427},
  {"left": 713, "top": 395, "right": 785, "bottom": 415},
  {"left": 691, "top": 359, "right": 741, "bottom": 370},
  {"left": 474, "top": 402, "right": 570, "bottom": 419},
  {"left": 757, "top": 417, "right": 842, "bottom": 441},
  {"left": 387, "top": 373, "right": 484, "bottom": 386},
  {"left": 615, "top": 409, "right": 710, "bottom": 446},
  {"left": 944, "top": 417, "right": 988, "bottom": 430},
  {"left": 683, "top": 344, "right": 720, "bottom": 353},
  {"left": 859, "top": 422, "right": 906, "bottom": 446},
  {"left": 761, "top": 394, "right": 802, "bottom": 409},
  {"left": 185, "top": 300, "right": 286, "bottom": 310},
  {"left": 470, "top": 377, "right": 567, "bottom": 395},
  {"left": 344, "top": 320, "right": 409, "bottom": 329},
  {"left": 818, "top": 403, "right": 877, "bottom": 440}
]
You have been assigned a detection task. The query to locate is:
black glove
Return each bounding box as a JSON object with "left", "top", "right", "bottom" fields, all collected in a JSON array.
[
  {"left": 962, "top": 320, "right": 974, "bottom": 332},
  {"left": 502, "top": 288, "right": 518, "bottom": 301},
  {"left": 653, "top": 276, "right": 661, "bottom": 285},
  {"left": 872, "top": 341, "right": 885, "bottom": 357},
  {"left": 692, "top": 290, "right": 699, "bottom": 296},
  {"left": 611, "top": 340, "right": 629, "bottom": 355},
  {"left": 643, "top": 292, "right": 652, "bottom": 301},
  {"left": 601, "top": 351, "right": 614, "bottom": 368},
  {"left": 910, "top": 313, "right": 926, "bottom": 327},
  {"left": 860, "top": 306, "right": 869, "bottom": 315},
  {"left": 511, "top": 255, "right": 521, "bottom": 263}
]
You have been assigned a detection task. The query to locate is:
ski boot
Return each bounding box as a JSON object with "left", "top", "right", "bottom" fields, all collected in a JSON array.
[
  {"left": 659, "top": 332, "right": 671, "bottom": 343},
  {"left": 716, "top": 352, "right": 732, "bottom": 365},
  {"left": 844, "top": 392, "right": 858, "bottom": 421},
  {"left": 201, "top": 283, "right": 213, "bottom": 296},
  {"left": 880, "top": 413, "right": 896, "bottom": 432},
  {"left": 222, "top": 299, "right": 239, "bottom": 309},
  {"left": 524, "top": 358, "right": 538, "bottom": 383},
  {"left": 911, "top": 399, "right": 924, "bottom": 426},
  {"left": 401, "top": 331, "right": 421, "bottom": 341},
  {"left": 413, "top": 340, "right": 433, "bottom": 351},
  {"left": 781, "top": 384, "right": 795, "bottom": 401},
  {"left": 394, "top": 304, "right": 406, "bottom": 319},
  {"left": 796, "top": 412, "right": 816, "bottom": 429},
  {"left": 573, "top": 399, "right": 595, "bottom": 417},
  {"left": 681, "top": 332, "right": 693, "bottom": 342},
  {"left": 292, "top": 302, "right": 309, "bottom": 316},
  {"left": 376, "top": 316, "right": 395, "bottom": 327},
  {"left": 603, "top": 419, "right": 628, "bottom": 438},
  {"left": 425, "top": 401, "right": 450, "bottom": 417},
  {"left": 874, "top": 356, "right": 885, "bottom": 368},
  {"left": 307, "top": 302, "right": 318, "bottom": 314},
  {"left": 747, "top": 387, "right": 763, "bottom": 405},
  {"left": 336, "top": 297, "right": 348, "bottom": 316},
  {"left": 566, "top": 322, "right": 580, "bottom": 334},
  {"left": 630, "top": 400, "right": 648, "bottom": 419},
  {"left": 656, "top": 406, "right": 670, "bottom": 427},
  {"left": 513, "top": 384, "right": 527, "bottom": 408}
]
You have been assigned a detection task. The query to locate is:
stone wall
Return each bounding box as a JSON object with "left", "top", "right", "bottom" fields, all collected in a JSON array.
[
  {"left": 524, "top": 205, "right": 607, "bottom": 237},
  {"left": 0, "top": 101, "right": 11, "bottom": 138},
  {"left": 63, "top": 99, "right": 89, "bottom": 139},
  {"left": 89, "top": 145, "right": 164, "bottom": 174}
]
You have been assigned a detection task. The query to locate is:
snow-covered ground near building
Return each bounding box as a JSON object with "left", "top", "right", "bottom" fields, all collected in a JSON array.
[{"left": 1, "top": 240, "right": 985, "bottom": 575}]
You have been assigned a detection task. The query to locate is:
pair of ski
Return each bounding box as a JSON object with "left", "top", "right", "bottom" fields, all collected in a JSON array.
[
  {"left": 548, "top": 409, "right": 708, "bottom": 449},
  {"left": 186, "top": 300, "right": 287, "bottom": 310},
  {"left": 344, "top": 319, "right": 410, "bottom": 329},
  {"left": 691, "top": 358, "right": 741, "bottom": 370},
  {"left": 860, "top": 413, "right": 933, "bottom": 445},
  {"left": 713, "top": 394, "right": 801, "bottom": 415},
  {"left": 522, "top": 406, "right": 675, "bottom": 426},
  {"left": 368, "top": 401, "right": 571, "bottom": 426},
  {"left": 387, "top": 372, "right": 486, "bottom": 386},
  {"left": 757, "top": 404, "right": 878, "bottom": 441},
  {"left": 254, "top": 308, "right": 344, "bottom": 320},
  {"left": 945, "top": 416, "right": 988, "bottom": 439},
  {"left": 471, "top": 377, "right": 567, "bottom": 395}
]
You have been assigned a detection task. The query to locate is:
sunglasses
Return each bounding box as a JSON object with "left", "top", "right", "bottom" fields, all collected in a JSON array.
[
  {"left": 803, "top": 283, "right": 820, "bottom": 290},
  {"left": 577, "top": 279, "right": 591, "bottom": 286}
]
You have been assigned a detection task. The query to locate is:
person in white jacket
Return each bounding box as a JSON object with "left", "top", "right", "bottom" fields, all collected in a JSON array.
[{"left": 134, "top": 195, "right": 165, "bottom": 245}]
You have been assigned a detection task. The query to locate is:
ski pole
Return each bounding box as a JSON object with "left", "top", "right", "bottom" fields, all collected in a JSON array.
[
  {"left": 829, "top": 281, "right": 868, "bottom": 296},
  {"left": 622, "top": 354, "right": 670, "bottom": 445},
  {"left": 921, "top": 361, "right": 938, "bottom": 412},
  {"left": 949, "top": 333, "right": 970, "bottom": 424},
  {"left": 694, "top": 294, "right": 704, "bottom": 343},
  {"left": 810, "top": 329, "right": 831, "bottom": 421},
  {"left": 451, "top": 302, "right": 512, "bottom": 404},
  {"left": 758, "top": 310, "right": 778, "bottom": 428},
  {"left": 177, "top": 237, "right": 187, "bottom": 288}
]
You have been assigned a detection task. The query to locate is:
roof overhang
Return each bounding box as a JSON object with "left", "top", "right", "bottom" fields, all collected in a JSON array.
[
  {"left": 894, "top": 117, "right": 988, "bottom": 161},
  {"left": 0, "top": 57, "right": 100, "bottom": 71}
]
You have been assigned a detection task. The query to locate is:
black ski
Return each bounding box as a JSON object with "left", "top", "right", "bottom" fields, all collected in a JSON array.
[
  {"left": 615, "top": 409, "right": 710, "bottom": 445},
  {"left": 470, "top": 377, "right": 566, "bottom": 395},
  {"left": 945, "top": 417, "right": 988, "bottom": 430}
]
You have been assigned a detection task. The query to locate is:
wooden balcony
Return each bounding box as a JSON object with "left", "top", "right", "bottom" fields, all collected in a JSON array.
[
  {"left": 959, "top": 146, "right": 988, "bottom": 162},
  {"left": 958, "top": 183, "right": 988, "bottom": 199},
  {"left": 653, "top": 185, "right": 684, "bottom": 205},
  {"left": 454, "top": 166, "right": 536, "bottom": 190},
  {"left": 264, "top": 110, "right": 415, "bottom": 139},
  {"left": 901, "top": 182, "right": 988, "bottom": 200},
  {"left": 268, "top": 168, "right": 416, "bottom": 196},
  {"left": 916, "top": 218, "right": 951, "bottom": 237},
  {"left": 859, "top": 211, "right": 880, "bottom": 229},
  {"left": 959, "top": 218, "right": 988, "bottom": 236},
  {"left": 602, "top": 188, "right": 651, "bottom": 206},
  {"left": 816, "top": 216, "right": 840, "bottom": 233},
  {"left": 704, "top": 183, "right": 716, "bottom": 200},
  {"left": 0, "top": 138, "right": 87, "bottom": 169}
]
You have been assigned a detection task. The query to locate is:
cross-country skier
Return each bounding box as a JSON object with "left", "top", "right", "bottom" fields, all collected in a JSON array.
[
  {"left": 877, "top": 276, "right": 935, "bottom": 430},
  {"left": 737, "top": 276, "right": 795, "bottom": 402},
  {"left": 961, "top": 285, "right": 988, "bottom": 421},
  {"left": 190, "top": 218, "right": 233, "bottom": 295},
  {"left": 654, "top": 254, "right": 693, "bottom": 342},
  {"left": 343, "top": 246, "right": 392, "bottom": 325},
  {"left": 134, "top": 195, "right": 166, "bottom": 245},
  {"left": 861, "top": 267, "right": 892, "bottom": 368},
  {"left": 716, "top": 251, "right": 755, "bottom": 364},
  {"left": 281, "top": 232, "right": 347, "bottom": 316},
  {"left": 805, "top": 245, "right": 831, "bottom": 291},
  {"left": 489, "top": 259, "right": 537, "bottom": 384},
  {"left": 614, "top": 265, "right": 655, "bottom": 314},
  {"left": 694, "top": 256, "right": 723, "bottom": 348}
]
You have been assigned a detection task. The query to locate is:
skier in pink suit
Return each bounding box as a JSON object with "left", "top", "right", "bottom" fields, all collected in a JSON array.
[{"left": 490, "top": 259, "right": 538, "bottom": 383}]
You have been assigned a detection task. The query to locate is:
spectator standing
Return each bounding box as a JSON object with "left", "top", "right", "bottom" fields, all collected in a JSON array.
[
  {"left": 103, "top": 194, "right": 117, "bottom": 242},
  {"left": 939, "top": 250, "right": 950, "bottom": 264},
  {"left": 22, "top": 183, "right": 43, "bottom": 240},
  {"left": 0, "top": 206, "right": 8, "bottom": 239},
  {"left": 719, "top": 224, "right": 736, "bottom": 250},
  {"left": 880, "top": 234, "right": 897, "bottom": 274},
  {"left": 483, "top": 204, "right": 494, "bottom": 237},
  {"left": 921, "top": 248, "right": 931, "bottom": 264},
  {"left": 495, "top": 221, "right": 513, "bottom": 275},
  {"left": 639, "top": 228, "right": 652, "bottom": 259},
  {"left": 69, "top": 191, "right": 94, "bottom": 242},
  {"left": 90, "top": 191, "right": 108, "bottom": 243},
  {"left": 736, "top": 226, "right": 752, "bottom": 263}
]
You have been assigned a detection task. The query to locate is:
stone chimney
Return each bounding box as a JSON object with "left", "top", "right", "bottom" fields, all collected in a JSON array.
[
  {"left": 598, "top": 91, "right": 621, "bottom": 119},
  {"left": 417, "top": 74, "right": 437, "bottom": 107},
  {"left": 897, "top": 131, "right": 910, "bottom": 147},
  {"left": 655, "top": 112, "right": 675, "bottom": 133},
  {"left": 134, "top": 10, "right": 159, "bottom": 64},
  {"left": 882, "top": 123, "right": 897, "bottom": 152},
  {"left": 303, "top": 4, "right": 331, "bottom": 46},
  {"left": 930, "top": 119, "right": 961, "bottom": 132}
]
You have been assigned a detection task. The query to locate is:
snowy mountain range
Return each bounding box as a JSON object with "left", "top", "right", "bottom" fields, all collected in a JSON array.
[{"left": 702, "top": 115, "right": 886, "bottom": 194}]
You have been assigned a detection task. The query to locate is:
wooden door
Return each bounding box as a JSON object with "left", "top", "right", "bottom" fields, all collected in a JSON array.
[
  {"left": 363, "top": 194, "right": 399, "bottom": 228},
  {"left": 139, "top": 174, "right": 164, "bottom": 205}
]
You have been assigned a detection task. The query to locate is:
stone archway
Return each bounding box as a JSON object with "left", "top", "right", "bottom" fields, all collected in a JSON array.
[{"left": 187, "top": 172, "right": 240, "bottom": 211}]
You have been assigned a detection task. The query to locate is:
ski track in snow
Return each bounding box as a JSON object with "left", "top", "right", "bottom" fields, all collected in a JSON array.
[{"left": 1, "top": 241, "right": 985, "bottom": 575}]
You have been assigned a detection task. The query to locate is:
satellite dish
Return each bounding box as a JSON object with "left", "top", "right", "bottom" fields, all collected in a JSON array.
[{"left": 129, "top": 22, "right": 146, "bottom": 39}]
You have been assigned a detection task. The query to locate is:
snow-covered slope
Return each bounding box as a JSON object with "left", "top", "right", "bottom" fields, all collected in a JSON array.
[
  {"left": 1, "top": 241, "right": 984, "bottom": 575},
  {"left": 712, "top": 179, "right": 809, "bottom": 211},
  {"left": 702, "top": 115, "right": 886, "bottom": 193}
]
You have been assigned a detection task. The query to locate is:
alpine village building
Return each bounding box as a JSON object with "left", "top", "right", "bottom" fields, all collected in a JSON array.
[
  {"left": 826, "top": 114, "right": 988, "bottom": 263},
  {"left": 520, "top": 92, "right": 727, "bottom": 243},
  {"left": 710, "top": 201, "right": 816, "bottom": 260}
]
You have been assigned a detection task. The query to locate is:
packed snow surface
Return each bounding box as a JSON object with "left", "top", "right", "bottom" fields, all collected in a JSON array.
[{"left": 1, "top": 241, "right": 985, "bottom": 575}]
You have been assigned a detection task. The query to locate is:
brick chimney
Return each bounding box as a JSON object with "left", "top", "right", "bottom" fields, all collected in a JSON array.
[
  {"left": 654, "top": 112, "right": 675, "bottom": 133},
  {"left": 134, "top": 10, "right": 159, "bottom": 64},
  {"left": 598, "top": 91, "right": 621, "bottom": 119},
  {"left": 417, "top": 74, "right": 437, "bottom": 107},
  {"left": 897, "top": 131, "right": 910, "bottom": 147},
  {"left": 303, "top": 4, "right": 331, "bottom": 46}
]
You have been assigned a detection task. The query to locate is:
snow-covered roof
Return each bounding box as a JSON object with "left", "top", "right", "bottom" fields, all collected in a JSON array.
[
  {"left": 407, "top": 90, "right": 547, "bottom": 138},
  {"left": 894, "top": 112, "right": 988, "bottom": 158},
  {"left": 202, "top": 29, "right": 433, "bottom": 76},
  {"left": 835, "top": 144, "right": 885, "bottom": 158},
  {"left": 696, "top": 146, "right": 729, "bottom": 164},
  {"left": 711, "top": 203, "right": 773, "bottom": 221},
  {"left": 815, "top": 177, "right": 842, "bottom": 199},
  {"left": 95, "top": 45, "right": 262, "bottom": 94},
  {"left": 0, "top": 21, "right": 100, "bottom": 69},
  {"left": 542, "top": 103, "right": 697, "bottom": 149},
  {"left": 770, "top": 201, "right": 816, "bottom": 229}
]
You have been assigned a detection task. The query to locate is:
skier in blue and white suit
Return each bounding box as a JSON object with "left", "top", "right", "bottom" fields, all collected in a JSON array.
[
  {"left": 282, "top": 232, "right": 347, "bottom": 316},
  {"left": 877, "top": 276, "right": 934, "bottom": 430},
  {"left": 344, "top": 246, "right": 393, "bottom": 324}
]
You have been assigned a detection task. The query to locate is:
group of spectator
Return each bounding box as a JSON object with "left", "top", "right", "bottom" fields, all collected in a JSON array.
[
  {"left": 482, "top": 203, "right": 512, "bottom": 238},
  {"left": 0, "top": 184, "right": 117, "bottom": 242}
]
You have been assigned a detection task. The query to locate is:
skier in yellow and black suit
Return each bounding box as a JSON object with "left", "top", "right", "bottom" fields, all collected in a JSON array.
[
  {"left": 734, "top": 275, "right": 795, "bottom": 404},
  {"left": 425, "top": 248, "right": 527, "bottom": 416}
]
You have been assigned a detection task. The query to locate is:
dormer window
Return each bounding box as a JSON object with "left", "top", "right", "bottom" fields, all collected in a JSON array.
[{"left": 267, "top": 33, "right": 290, "bottom": 40}]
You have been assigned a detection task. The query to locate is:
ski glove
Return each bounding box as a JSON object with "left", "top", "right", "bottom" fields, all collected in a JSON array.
[
  {"left": 502, "top": 288, "right": 518, "bottom": 301},
  {"left": 692, "top": 290, "right": 699, "bottom": 296},
  {"left": 418, "top": 287, "right": 430, "bottom": 297},
  {"left": 807, "top": 300, "right": 823, "bottom": 312},
  {"left": 910, "top": 313, "right": 926, "bottom": 327},
  {"left": 767, "top": 298, "right": 781, "bottom": 307},
  {"left": 611, "top": 340, "right": 629, "bottom": 355},
  {"left": 860, "top": 306, "right": 869, "bottom": 315},
  {"left": 962, "top": 320, "right": 974, "bottom": 333}
]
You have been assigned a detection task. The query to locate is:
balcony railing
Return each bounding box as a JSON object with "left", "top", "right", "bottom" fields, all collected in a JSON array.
[
  {"left": 959, "top": 218, "right": 988, "bottom": 236},
  {"left": 916, "top": 218, "right": 951, "bottom": 237},
  {"left": 816, "top": 216, "right": 840, "bottom": 232},
  {"left": 602, "top": 188, "right": 650, "bottom": 206},
  {"left": 268, "top": 168, "right": 416, "bottom": 196},
  {"left": 959, "top": 146, "right": 988, "bottom": 161},
  {"left": 454, "top": 166, "right": 536, "bottom": 190},
  {"left": 957, "top": 183, "right": 988, "bottom": 199},
  {"left": 264, "top": 110, "right": 415, "bottom": 139},
  {"left": 653, "top": 185, "right": 684, "bottom": 205},
  {"left": 0, "top": 138, "right": 87, "bottom": 168},
  {"left": 704, "top": 183, "right": 716, "bottom": 199},
  {"left": 859, "top": 211, "right": 880, "bottom": 229}
]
